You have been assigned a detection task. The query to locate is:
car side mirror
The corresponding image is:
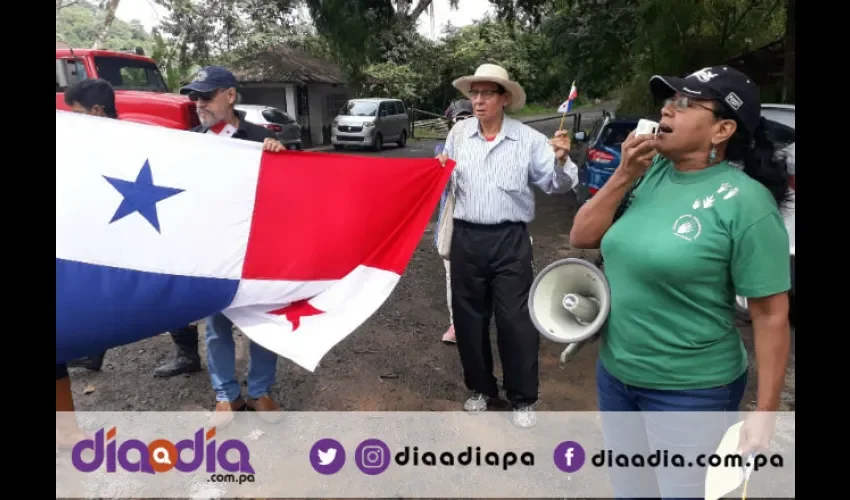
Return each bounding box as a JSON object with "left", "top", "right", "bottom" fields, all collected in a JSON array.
[
  {"left": 380, "top": 110, "right": 388, "bottom": 117},
  {"left": 574, "top": 131, "right": 586, "bottom": 142}
]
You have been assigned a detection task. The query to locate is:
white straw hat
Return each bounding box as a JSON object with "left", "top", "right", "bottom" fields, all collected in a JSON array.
[{"left": 452, "top": 64, "right": 527, "bottom": 111}]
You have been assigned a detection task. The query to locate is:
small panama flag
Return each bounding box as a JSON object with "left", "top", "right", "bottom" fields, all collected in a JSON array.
[{"left": 558, "top": 81, "right": 578, "bottom": 113}]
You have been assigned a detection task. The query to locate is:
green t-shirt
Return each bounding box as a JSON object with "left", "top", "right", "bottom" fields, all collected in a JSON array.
[{"left": 598, "top": 155, "right": 791, "bottom": 390}]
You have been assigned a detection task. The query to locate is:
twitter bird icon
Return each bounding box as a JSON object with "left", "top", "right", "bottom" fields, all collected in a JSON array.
[
  {"left": 318, "top": 447, "right": 337, "bottom": 465},
  {"left": 310, "top": 438, "right": 346, "bottom": 475}
]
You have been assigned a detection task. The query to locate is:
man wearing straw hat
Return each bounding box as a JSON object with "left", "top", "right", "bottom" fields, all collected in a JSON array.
[{"left": 437, "top": 63, "right": 577, "bottom": 428}]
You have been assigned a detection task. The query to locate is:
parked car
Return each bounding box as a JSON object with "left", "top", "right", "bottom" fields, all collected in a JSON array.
[
  {"left": 235, "top": 104, "right": 302, "bottom": 149},
  {"left": 573, "top": 112, "right": 640, "bottom": 205},
  {"left": 331, "top": 98, "right": 409, "bottom": 151}
]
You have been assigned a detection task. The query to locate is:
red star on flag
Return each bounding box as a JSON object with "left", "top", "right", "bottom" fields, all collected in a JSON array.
[{"left": 268, "top": 299, "right": 324, "bottom": 331}]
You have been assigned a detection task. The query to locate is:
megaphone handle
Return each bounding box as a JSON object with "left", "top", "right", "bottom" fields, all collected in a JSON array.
[{"left": 559, "top": 342, "right": 583, "bottom": 369}]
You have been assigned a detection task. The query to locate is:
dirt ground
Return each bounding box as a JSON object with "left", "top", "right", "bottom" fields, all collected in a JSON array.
[{"left": 67, "top": 142, "right": 796, "bottom": 413}]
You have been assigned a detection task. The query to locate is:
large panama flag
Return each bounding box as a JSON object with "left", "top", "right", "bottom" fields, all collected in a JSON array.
[{"left": 56, "top": 110, "right": 454, "bottom": 371}]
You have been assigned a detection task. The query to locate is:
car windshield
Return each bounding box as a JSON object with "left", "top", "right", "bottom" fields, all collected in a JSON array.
[
  {"left": 340, "top": 101, "right": 378, "bottom": 117},
  {"left": 599, "top": 122, "right": 635, "bottom": 148},
  {"left": 93, "top": 56, "right": 169, "bottom": 92}
]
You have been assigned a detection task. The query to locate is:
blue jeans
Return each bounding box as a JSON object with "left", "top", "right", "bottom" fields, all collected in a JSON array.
[
  {"left": 205, "top": 312, "right": 278, "bottom": 402},
  {"left": 596, "top": 358, "right": 747, "bottom": 500}
]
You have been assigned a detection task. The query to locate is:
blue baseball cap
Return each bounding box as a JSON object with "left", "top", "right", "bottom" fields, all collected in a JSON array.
[{"left": 179, "top": 66, "right": 238, "bottom": 94}]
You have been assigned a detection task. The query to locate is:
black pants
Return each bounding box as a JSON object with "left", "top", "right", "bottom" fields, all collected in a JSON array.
[
  {"left": 450, "top": 219, "right": 539, "bottom": 408},
  {"left": 169, "top": 324, "right": 199, "bottom": 350}
]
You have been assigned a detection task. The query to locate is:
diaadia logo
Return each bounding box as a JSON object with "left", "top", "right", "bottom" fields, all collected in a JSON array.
[{"left": 71, "top": 427, "right": 255, "bottom": 475}]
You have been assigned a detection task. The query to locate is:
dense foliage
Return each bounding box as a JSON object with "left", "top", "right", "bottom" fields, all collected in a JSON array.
[{"left": 58, "top": 0, "right": 791, "bottom": 115}]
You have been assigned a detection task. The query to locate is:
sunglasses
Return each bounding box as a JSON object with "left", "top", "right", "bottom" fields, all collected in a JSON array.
[{"left": 188, "top": 88, "right": 223, "bottom": 102}]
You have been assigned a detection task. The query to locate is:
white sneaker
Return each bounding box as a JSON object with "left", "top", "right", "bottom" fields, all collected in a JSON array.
[
  {"left": 512, "top": 404, "right": 537, "bottom": 428},
  {"left": 463, "top": 393, "right": 489, "bottom": 412}
]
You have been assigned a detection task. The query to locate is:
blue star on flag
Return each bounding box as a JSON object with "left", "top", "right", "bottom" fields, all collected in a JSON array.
[{"left": 103, "top": 159, "right": 184, "bottom": 233}]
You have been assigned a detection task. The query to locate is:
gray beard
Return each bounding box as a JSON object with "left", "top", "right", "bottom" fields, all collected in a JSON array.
[{"left": 197, "top": 110, "right": 223, "bottom": 128}]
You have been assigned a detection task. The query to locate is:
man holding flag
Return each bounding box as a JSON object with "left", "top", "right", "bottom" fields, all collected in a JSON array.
[
  {"left": 153, "top": 67, "right": 287, "bottom": 383},
  {"left": 56, "top": 67, "right": 453, "bottom": 420},
  {"left": 436, "top": 64, "right": 577, "bottom": 428},
  {"left": 169, "top": 66, "right": 290, "bottom": 421}
]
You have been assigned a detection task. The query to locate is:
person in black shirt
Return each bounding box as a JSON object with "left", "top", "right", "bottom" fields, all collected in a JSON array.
[
  {"left": 154, "top": 66, "right": 286, "bottom": 381},
  {"left": 59, "top": 78, "right": 120, "bottom": 447},
  {"left": 62, "top": 79, "right": 118, "bottom": 373},
  {"left": 157, "top": 66, "right": 285, "bottom": 425}
]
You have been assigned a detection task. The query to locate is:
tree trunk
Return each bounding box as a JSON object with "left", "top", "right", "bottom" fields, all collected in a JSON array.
[
  {"left": 92, "top": 0, "right": 121, "bottom": 50},
  {"left": 409, "top": 0, "right": 433, "bottom": 20},
  {"left": 781, "top": 0, "right": 795, "bottom": 103}
]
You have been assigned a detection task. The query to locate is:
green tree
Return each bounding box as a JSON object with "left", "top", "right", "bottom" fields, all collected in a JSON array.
[{"left": 56, "top": 0, "right": 154, "bottom": 53}]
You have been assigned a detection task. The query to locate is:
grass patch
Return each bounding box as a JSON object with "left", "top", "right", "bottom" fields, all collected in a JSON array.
[{"left": 412, "top": 127, "right": 447, "bottom": 140}]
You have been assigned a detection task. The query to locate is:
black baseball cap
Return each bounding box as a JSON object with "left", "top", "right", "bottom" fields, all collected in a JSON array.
[
  {"left": 649, "top": 65, "right": 761, "bottom": 135},
  {"left": 179, "top": 66, "right": 238, "bottom": 94}
]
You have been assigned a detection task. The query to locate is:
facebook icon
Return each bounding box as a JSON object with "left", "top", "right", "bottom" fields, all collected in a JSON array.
[{"left": 554, "top": 440, "right": 586, "bottom": 473}]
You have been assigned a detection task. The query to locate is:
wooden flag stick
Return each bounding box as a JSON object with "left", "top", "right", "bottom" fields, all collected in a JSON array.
[{"left": 558, "top": 110, "right": 568, "bottom": 132}]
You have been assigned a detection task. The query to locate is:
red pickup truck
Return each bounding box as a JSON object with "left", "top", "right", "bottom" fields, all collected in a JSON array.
[{"left": 56, "top": 47, "right": 200, "bottom": 130}]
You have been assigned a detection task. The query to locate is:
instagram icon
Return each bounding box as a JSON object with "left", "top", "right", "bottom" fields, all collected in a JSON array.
[{"left": 354, "top": 438, "right": 391, "bottom": 475}]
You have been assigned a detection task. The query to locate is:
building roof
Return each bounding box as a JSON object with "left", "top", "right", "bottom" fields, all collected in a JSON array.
[{"left": 229, "top": 46, "right": 350, "bottom": 85}]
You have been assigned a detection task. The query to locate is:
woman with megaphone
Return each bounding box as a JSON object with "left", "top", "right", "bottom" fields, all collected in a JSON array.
[{"left": 569, "top": 66, "right": 792, "bottom": 499}]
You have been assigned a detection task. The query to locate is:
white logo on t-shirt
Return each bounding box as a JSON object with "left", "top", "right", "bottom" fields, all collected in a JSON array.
[
  {"left": 672, "top": 214, "right": 702, "bottom": 241},
  {"left": 694, "top": 183, "right": 740, "bottom": 210}
]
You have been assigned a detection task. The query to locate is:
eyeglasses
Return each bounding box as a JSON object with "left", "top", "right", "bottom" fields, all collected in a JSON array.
[
  {"left": 188, "top": 89, "right": 222, "bottom": 102},
  {"left": 663, "top": 96, "right": 717, "bottom": 114},
  {"left": 467, "top": 89, "right": 501, "bottom": 99}
]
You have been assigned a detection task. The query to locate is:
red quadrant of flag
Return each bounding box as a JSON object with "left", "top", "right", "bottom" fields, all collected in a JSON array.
[{"left": 242, "top": 150, "right": 454, "bottom": 281}]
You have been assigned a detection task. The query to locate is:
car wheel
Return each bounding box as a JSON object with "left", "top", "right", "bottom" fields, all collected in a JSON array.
[
  {"left": 397, "top": 130, "right": 407, "bottom": 148},
  {"left": 372, "top": 134, "right": 383, "bottom": 152}
]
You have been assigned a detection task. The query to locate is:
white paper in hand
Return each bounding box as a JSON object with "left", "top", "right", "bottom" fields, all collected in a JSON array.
[{"left": 705, "top": 421, "right": 745, "bottom": 500}]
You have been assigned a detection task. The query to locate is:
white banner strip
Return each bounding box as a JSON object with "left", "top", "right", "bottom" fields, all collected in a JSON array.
[{"left": 56, "top": 411, "right": 795, "bottom": 499}]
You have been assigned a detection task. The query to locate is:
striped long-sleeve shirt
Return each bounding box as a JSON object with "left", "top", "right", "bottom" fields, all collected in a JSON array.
[{"left": 440, "top": 115, "right": 579, "bottom": 225}]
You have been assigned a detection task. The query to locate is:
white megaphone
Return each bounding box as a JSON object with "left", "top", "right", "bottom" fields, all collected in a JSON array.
[{"left": 528, "top": 258, "right": 611, "bottom": 368}]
